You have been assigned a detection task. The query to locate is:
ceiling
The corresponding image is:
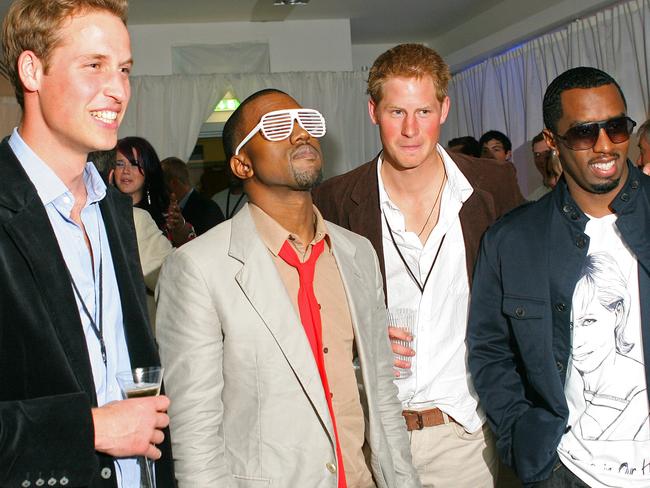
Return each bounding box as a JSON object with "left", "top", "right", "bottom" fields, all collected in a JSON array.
[
  {"left": 0, "top": 0, "right": 584, "bottom": 45},
  {"left": 126, "top": 0, "right": 506, "bottom": 44},
  {"left": 0, "top": 0, "right": 615, "bottom": 65}
]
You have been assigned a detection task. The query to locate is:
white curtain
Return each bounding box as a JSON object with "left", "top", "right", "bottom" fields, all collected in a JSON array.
[
  {"left": 442, "top": 0, "right": 650, "bottom": 195},
  {"left": 120, "top": 71, "right": 381, "bottom": 179}
]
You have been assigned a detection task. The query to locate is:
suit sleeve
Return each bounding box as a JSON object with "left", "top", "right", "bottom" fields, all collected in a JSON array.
[
  {"left": 366, "top": 242, "right": 422, "bottom": 488},
  {"left": 0, "top": 394, "right": 98, "bottom": 487},
  {"left": 467, "top": 232, "right": 562, "bottom": 482},
  {"left": 133, "top": 208, "right": 174, "bottom": 292},
  {"left": 155, "top": 248, "right": 235, "bottom": 488}
]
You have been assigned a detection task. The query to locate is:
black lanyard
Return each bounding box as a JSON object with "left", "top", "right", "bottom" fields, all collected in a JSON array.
[
  {"left": 383, "top": 212, "right": 446, "bottom": 294},
  {"left": 67, "top": 241, "right": 106, "bottom": 367},
  {"left": 226, "top": 189, "right": 245, "bottom": 219}
]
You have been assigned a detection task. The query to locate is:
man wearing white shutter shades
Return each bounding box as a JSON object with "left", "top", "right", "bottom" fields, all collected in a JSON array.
[{"left": 156, "top": 88, "right": 420, "bottom": 488}]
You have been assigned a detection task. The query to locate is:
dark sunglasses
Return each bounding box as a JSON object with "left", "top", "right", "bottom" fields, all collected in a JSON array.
[{"left": 554, "top": 116, "right": 636, "bottom": 151}]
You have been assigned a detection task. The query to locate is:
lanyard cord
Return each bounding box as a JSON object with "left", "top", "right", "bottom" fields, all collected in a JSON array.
[
  {"left": 66, "top": 224, "right": 106, "bottom": 367},
  {"left": 226, "top": 189, "right": 245, "bottom": 219},
  {"left": 383, "top": 212, "right": 446, "bottom": 294}
]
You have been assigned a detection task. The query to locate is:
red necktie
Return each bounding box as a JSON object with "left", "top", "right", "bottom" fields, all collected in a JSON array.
[{"left": 279, "top": 239, "right": 347, "bottom": 488}]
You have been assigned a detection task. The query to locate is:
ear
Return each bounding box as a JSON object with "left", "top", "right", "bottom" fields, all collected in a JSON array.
[
  {"left": 506, "top": 150, "right": 512, "bottom": 161},
  {"left": 368, "top": 98, "right": 379, "bottom": 125},
  {"left": 439, "top": 96, "right": 451, "bottom": 125},
  {"left": 17, "top": 50, "right": 43, "bottom": 94},
  {"left": 230, "top": 154, "right": 253, "bottom": 181}
]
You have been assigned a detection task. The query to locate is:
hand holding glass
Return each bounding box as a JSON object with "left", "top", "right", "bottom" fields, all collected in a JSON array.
[
  {"left": 116, "top": 367, "right": 164, "bottom": 488},
  {"left": 387, "top": 308, "right": 416, "bottom": 379}
]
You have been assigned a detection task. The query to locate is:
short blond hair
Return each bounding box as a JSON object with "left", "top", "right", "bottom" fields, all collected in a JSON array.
[
  {"left": 2, "top": 0, "right": 128, "bottom": 108},
  {"left": 367, "top": 43, "right": 451, "bottom": 104}
]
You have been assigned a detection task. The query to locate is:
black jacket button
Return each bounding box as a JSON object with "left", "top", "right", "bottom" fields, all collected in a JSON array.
[
  {"left": 554, "top": 302, "right": 567, "bottom": 312},
  {"left": 515, "top": 307, "right": 526, "bottom": 318}
]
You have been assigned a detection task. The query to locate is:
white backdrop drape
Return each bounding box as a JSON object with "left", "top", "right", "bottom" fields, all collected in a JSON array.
[
  {"left": 442, "top": 0, "right": 650, "bottom": 194},
  {"left": 119, "top": 71, "right": 381, "bottom": 179}
]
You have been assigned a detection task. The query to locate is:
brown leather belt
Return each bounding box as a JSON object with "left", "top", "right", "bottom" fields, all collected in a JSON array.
[{"left": 402, "top": 408, "right": 457, "bottom": 431}]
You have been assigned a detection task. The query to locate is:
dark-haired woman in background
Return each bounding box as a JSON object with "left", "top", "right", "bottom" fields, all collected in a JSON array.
[{"left": 113, "top": 136, "right": 194, "bottom": 246}]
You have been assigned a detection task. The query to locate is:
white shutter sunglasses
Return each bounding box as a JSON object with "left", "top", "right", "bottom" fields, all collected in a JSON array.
[{"left": 235, "top": 108, "right": 326, "bottom": 156}]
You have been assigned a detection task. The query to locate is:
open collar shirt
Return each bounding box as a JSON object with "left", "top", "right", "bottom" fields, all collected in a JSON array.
[
  {"left": 249, "top": 203, "right": 375, "bottom": 488},
  {"left": 377, "top": 145, "right": 484, "bottom": 432}
]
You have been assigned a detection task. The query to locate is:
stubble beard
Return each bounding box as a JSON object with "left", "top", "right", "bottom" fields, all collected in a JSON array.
[
  {"left": 291, "top": 165, "right": 323, "bottom": 190},
  {"left": 590, "top": 178, "right": 621, "bottom": 194}
]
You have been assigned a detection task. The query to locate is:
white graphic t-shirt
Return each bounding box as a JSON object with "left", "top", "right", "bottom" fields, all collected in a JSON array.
[{"left": 558, "top": 213, "right": 650, "bottom": 487}]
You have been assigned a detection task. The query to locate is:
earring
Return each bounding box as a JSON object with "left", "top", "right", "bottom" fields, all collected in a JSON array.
[{"left": 147, "top": 188, "right": 151, "bottom": 205}]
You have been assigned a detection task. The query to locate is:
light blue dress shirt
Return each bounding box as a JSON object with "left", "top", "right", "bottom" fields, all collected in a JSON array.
[{"left": 9, "top": 129, "right": 140, "bottom": 487}]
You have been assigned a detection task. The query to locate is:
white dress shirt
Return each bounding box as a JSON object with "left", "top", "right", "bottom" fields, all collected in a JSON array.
[{"left": 378, "top": 145, "right": 484, "bottom": 433}]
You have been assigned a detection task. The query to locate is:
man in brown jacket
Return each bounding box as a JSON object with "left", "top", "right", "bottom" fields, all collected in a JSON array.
[{"left": 313, "top": 43, "right": 524, "bottom": 487}]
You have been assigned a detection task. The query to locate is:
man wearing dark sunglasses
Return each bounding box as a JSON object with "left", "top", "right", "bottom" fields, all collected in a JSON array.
[
  {"left": 155, "top": 88, "right": 421, "bottom": 488},
  {"left": 468, "top": 66, "right": 650, "bottom": 488}
]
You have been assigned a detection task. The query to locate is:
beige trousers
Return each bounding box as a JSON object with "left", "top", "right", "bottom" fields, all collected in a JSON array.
[{"left": 409, "top": 416, "right": 499, "bottom": 488}]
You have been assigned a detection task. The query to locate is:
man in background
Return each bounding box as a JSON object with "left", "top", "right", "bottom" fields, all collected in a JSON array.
[
  {"left": 161, "top": 156, "right": 225, "bottom": 235},
  {"left": 314, "top": 43, "right": 523, "bottom": 488},
  {"left": 0, "top": 0, "right": 174, "bottom": 486},
  {"left": 447, "top": 135, "right": 481, "bottom": 157},
  {"left": 636, "top": 119, "right": 650, "bottom": 175},
  {"left": 480, "top": 129, "right": 513, "bottom": 161},
  {"left": 528, "top": 132, "right": 563, "bottom": 201}
]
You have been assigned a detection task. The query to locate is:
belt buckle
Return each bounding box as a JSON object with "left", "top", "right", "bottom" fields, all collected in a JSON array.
[{"left": 415, "top": 411, "right": 424, "bottom": 430}]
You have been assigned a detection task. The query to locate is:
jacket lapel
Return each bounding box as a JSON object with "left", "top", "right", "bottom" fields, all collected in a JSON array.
[
  {"left": 100, "top": 188, "right": 159, "bottom": 368},
  {"left": 348, "top": 156, "right": 386, "bottom": 287},
  {"left": 0, "top": 141, "right": 96, "bottom": 400},
  {"left": 228, "top": 206, "right": 334, "bottom": 435},
  {"left": 329, "top": 226, "right": 367, "bottom": 345}
]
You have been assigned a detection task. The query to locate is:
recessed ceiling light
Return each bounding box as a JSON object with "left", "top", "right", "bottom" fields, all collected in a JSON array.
[{"left": 274, "top": 0, "right": 310, "bottom": 5}]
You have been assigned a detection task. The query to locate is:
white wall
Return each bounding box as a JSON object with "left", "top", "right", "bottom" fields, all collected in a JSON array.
[
  {"left": 128, "top": 19, "right": 353, "bottom": 76},
  {"left": 351, "top": 43, "right": 405, "bottom": 72}
]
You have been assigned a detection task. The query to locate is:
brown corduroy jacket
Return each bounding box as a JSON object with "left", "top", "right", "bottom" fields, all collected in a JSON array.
[{"left": 313, "top": 151, "right": 525, "bottom": 292}]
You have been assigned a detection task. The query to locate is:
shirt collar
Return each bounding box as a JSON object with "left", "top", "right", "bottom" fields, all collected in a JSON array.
[
  {"left": 376, "top": 144, "right": 474, "bottom": 211},
  {"left": 249, "top": 202, "right": 331, "bottom": 257},
  {"left": 9, "top": 127, "right": 107, "bottom": 207}
]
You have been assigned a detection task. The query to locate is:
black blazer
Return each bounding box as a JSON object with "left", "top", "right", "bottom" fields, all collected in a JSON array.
[
  {"left": 0, "top": 140, "right": 174, "bottom": 487},
  {"left": 181, "top": 189, "right": 224, "bottom": 236},
  {"left": 467, "top": 164, "right": 650, "bottom": 483}
]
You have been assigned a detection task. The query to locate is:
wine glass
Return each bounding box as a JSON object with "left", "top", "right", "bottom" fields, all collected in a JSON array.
[{"left": 116, "top": 366, "right": 164, "bottom": 488}]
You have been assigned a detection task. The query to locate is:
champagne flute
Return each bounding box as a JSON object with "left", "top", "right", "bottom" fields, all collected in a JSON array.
[{"left": 116, "top": 366, "right": 164, "bottom": 488}]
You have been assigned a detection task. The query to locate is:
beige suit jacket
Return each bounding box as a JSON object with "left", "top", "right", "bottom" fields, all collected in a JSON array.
[{"left": 156, "top": 204, "right": 420, "bottom": 488}]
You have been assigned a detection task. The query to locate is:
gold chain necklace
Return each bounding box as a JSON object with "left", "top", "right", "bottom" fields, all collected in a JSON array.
[{"left": 417, "top": 168, "right": 447, "bottom": 238}]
